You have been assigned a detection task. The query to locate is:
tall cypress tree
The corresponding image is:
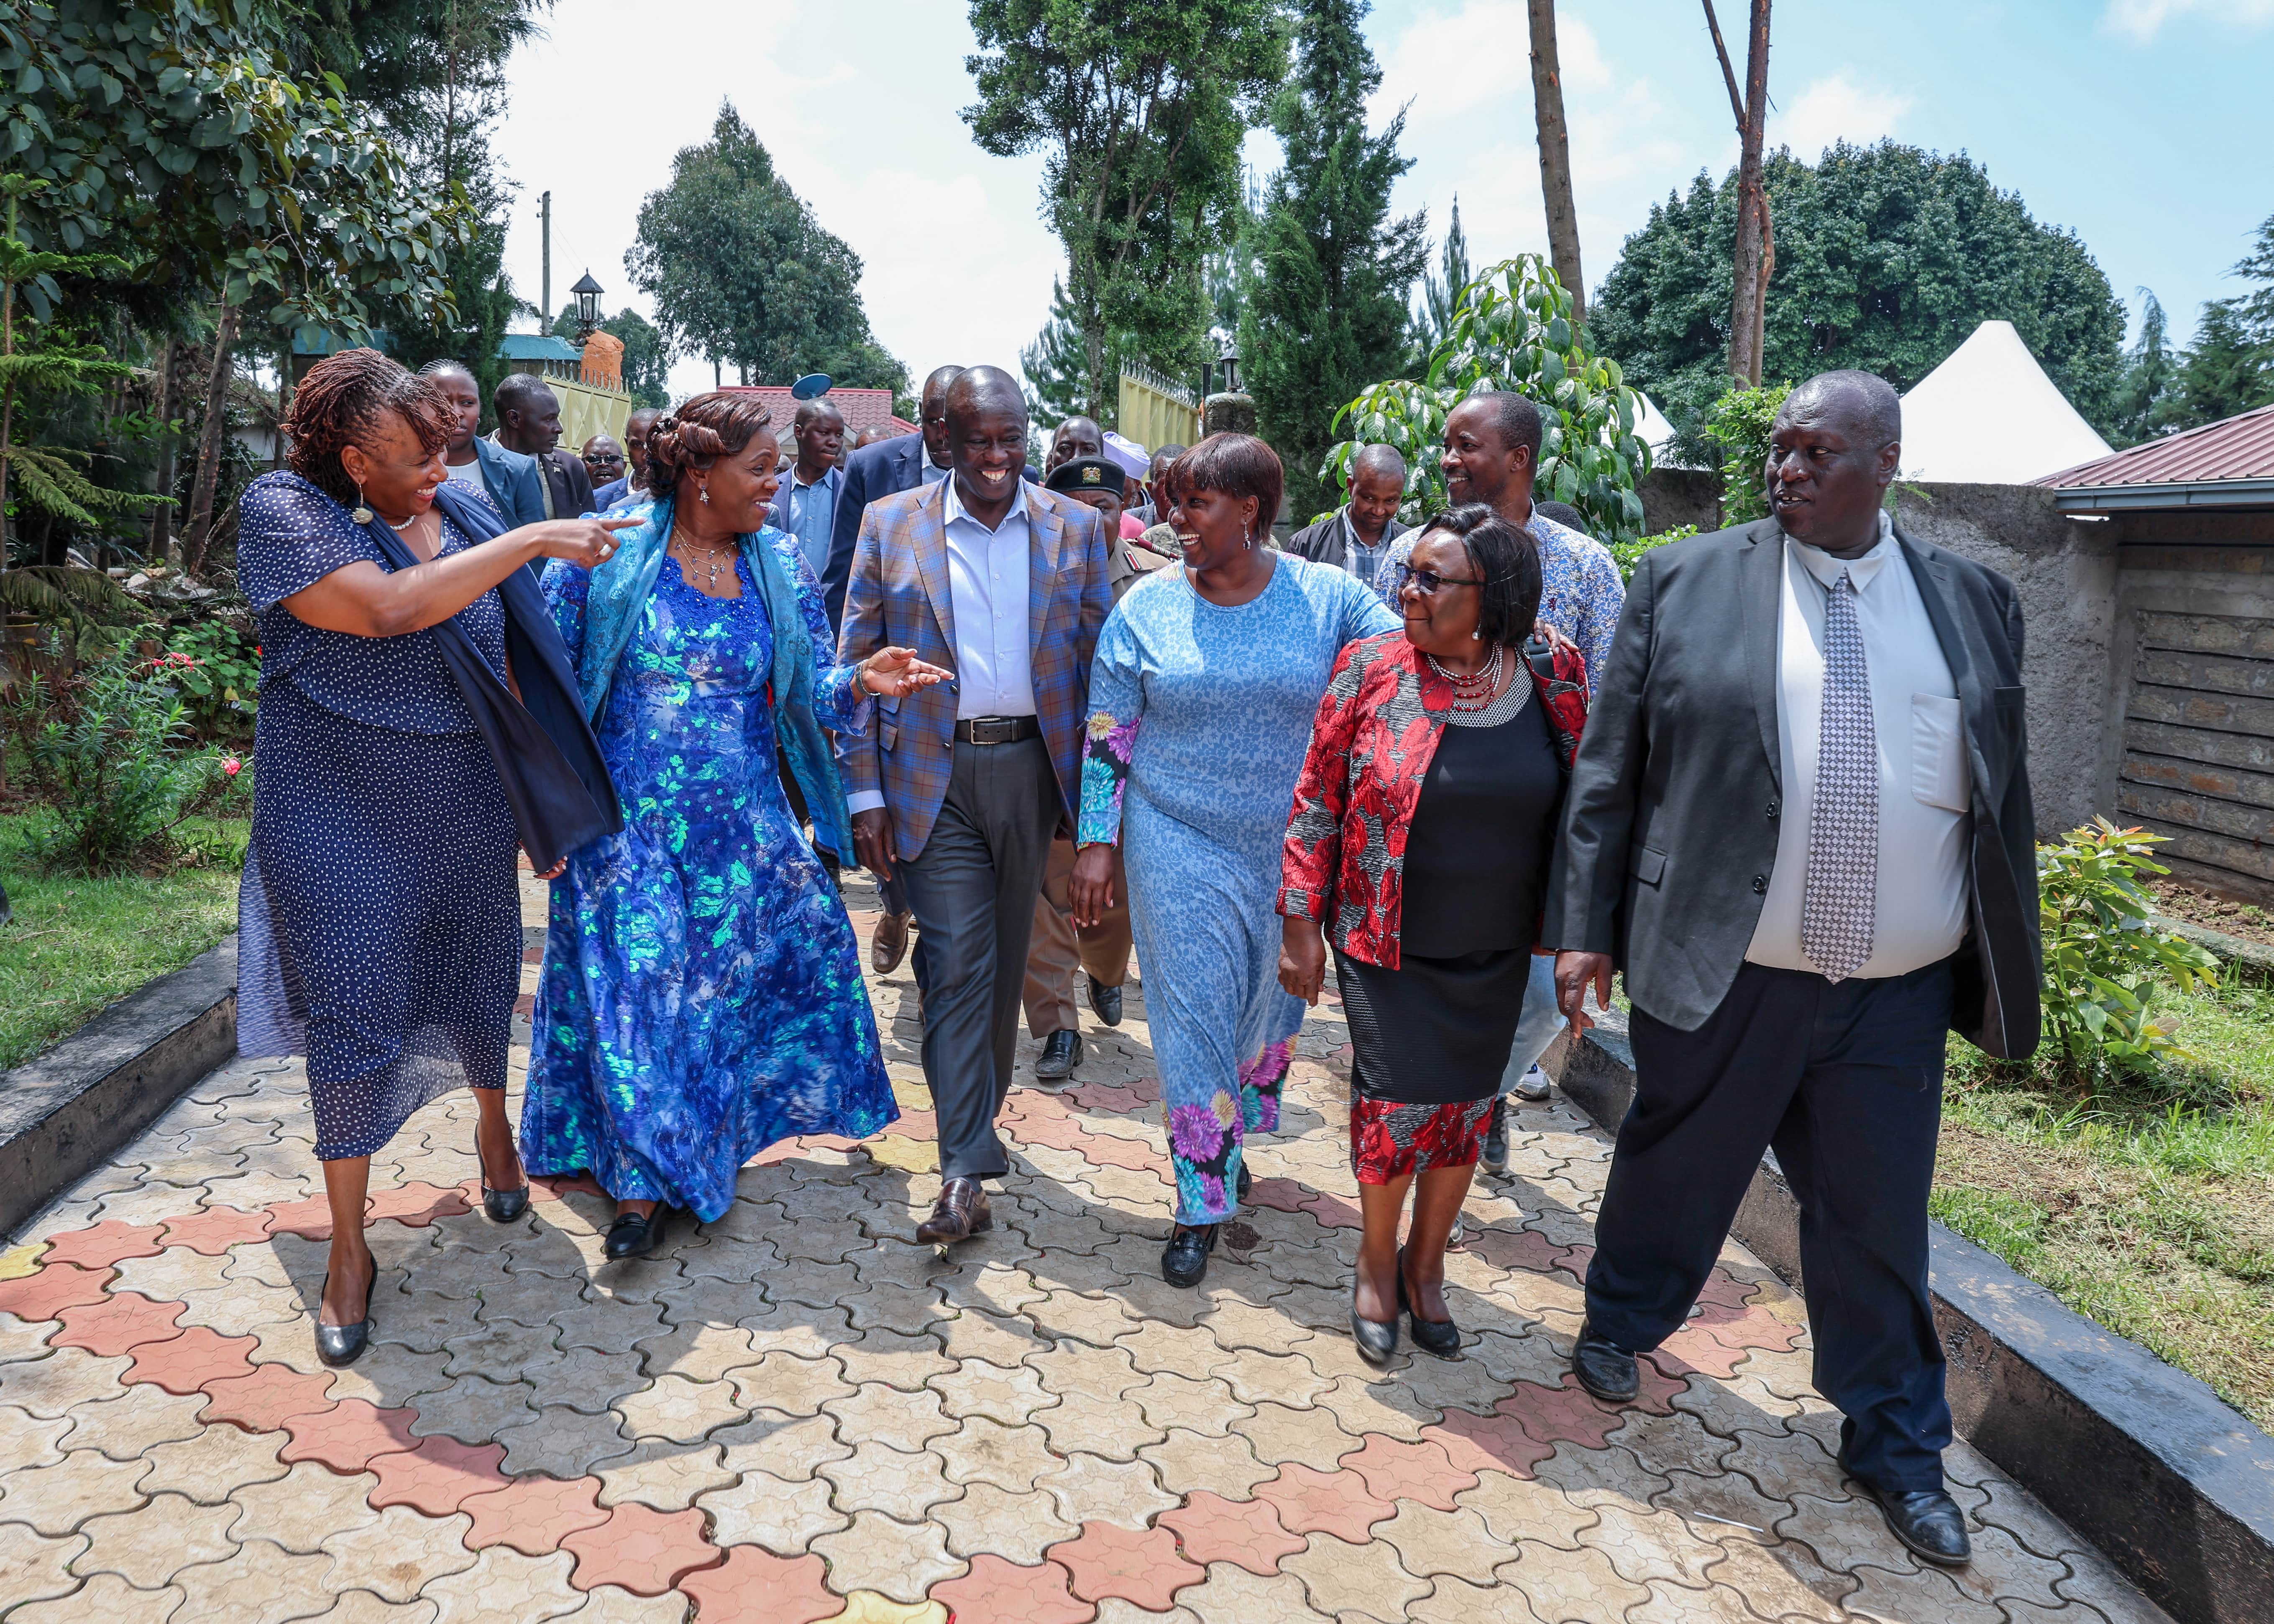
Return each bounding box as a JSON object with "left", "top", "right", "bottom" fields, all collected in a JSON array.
[{"left": 1241, "top": 0, "right": 1426, "bottom": 523}]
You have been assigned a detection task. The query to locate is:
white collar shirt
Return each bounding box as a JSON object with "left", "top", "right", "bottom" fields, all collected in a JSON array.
[
  {"left": 940, "top": 475, "right": 1037, "bottom": 720},
  {"left": 1745, "top": 512, "right": 1972, "bottom": 979}
]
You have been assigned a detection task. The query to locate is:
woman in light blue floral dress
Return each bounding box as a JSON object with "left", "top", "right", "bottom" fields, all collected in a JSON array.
[
  {"left": 1070, "top": 435, "right": 1399, "bottom": 1288},
  {"left": 520, "top": 394, "right": 945, "bottom": 1257}
]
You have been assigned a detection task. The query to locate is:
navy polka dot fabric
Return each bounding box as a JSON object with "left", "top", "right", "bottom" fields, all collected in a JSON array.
[{"left": 234, "top": 472, "right": 523, "bottom": 1162}]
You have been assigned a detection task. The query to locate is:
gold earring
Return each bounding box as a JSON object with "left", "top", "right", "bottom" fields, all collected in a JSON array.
[{"left": 352, "top": 482, "right": 373, "bottom": 525}]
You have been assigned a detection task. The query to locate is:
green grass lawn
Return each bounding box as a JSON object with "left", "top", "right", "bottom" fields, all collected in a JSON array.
[
  {"left": 1935, "top": 970, "right": 2274, "bottom": 1433},
  {"left": 0, "top": 809, "right": 244, "bottom": 1072}
]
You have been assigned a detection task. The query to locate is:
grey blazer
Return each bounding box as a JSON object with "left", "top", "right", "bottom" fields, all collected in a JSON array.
[{"left": 1542, "top": 517, "right": 2041, "bottom": 1058}]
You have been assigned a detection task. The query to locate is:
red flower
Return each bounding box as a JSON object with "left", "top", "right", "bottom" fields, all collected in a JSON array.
[{"left": 221, "top": 757, "right": 242, "bottom": 777}]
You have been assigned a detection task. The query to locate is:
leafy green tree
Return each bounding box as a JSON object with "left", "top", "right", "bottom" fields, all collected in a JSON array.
[
  {"left": 2155, "top": 212, "right": 2274, "bottom": 434},
  {"left": 1590, "top": 141, "right": 2128, "bottom": 455},
  {"left": 2110, "top": 291, "right": 2177, "bottom": 446},
  {"left": 1241, "top": 0, "right": 1426, "bottom": 523},
  {"left": 606, "top": 311, "right": 672, "bottom": 409},
  {"left": 1021, "top": 278, "right": 1094, "bottom": 430},
  {"left": 1699, "top": 381, "right": 1790, "bottom": 524},
  {"left": 627, "top": 105, "right": 905, "bottom": 390},
  {"left": 1324, "top": 255, "right": 1651, "bottom": 541},
  {"left": 964, "top": 0, "right": 1284, "bottom": 421},
  {"left": 1412, "top": 197, "right": 1471, "bottom": 358}
]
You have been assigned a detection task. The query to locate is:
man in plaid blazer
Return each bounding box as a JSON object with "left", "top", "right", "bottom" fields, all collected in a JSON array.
[{"left": 838, "top": 368, "right": 1115, "bottom": 1247}]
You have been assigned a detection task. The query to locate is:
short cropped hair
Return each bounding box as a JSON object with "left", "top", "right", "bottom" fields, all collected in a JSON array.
[
  {"left": 1166, "top": 433, "right": 1283, "bottom": 544},
  {"left": 1411, "top": 503, "right": 1543, "bottom": 651},
  {"left": 1468, "top": 391, "right": 1544, "bottom": 460}
]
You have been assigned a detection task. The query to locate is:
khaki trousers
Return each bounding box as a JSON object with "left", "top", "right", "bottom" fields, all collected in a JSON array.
[{"left": 1023, "top": 837, "right": 1133, "bottom": 1039}]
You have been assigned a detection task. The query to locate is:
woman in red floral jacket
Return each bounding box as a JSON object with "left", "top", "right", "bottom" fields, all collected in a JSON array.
[{"left": 1277, "top": 505, "right": 1588, "bottom": 1365}]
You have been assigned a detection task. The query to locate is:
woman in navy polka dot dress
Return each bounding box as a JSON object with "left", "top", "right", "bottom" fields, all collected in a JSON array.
[{"left": 235, "top": 350, "right": 631, "bottom": 1366}]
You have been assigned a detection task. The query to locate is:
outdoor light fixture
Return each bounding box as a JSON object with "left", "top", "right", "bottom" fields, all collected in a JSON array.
[
  {"left": 1216, "top": 331, "right": 1240, "bottom": 393},
  {"left": 571, "top": 270, "right": 604, "bottom": 342}
]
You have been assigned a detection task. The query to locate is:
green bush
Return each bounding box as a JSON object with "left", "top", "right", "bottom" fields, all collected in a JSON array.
[
  {"left": 1701, "top": 380, "right": 1791, "bottom": 525},
  {"left": 159, "top": 617, "right": 261, "bottom": 736},
  {"left": 15, "top": 654, "right": 248, "bottom": 876},
  {"left": 2038, "top": 819, "right": 2220, "bottom": 1076},
  {"left": 1608, "top": 524, "right": 1696, "bottom": 585}
]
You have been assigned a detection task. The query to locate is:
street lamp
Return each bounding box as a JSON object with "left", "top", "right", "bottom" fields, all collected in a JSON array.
[
  {"left": 570, "top": 271, "right": 604, "bottom": 342},
  {"left": 1216, "top": 331, "right": 1241, "bottom": 394}
]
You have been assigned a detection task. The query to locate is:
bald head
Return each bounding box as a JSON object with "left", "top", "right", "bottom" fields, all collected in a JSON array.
[
  {"left": 1347, "top": 443, "right": 1408, "bottom": 544},
  {"left": 1047, "top": 416, "right": 1104, "bottom": 473},
  {"left": 943, "top": 367, "right": 1028, "bottom": 518},
  {"left": 944, "top": 367, "right": 1027, "bottom": 437},
  {"left": 1768, "top": 368, "right": 1902, "bottom": 556},
  {"left": 1778, "top": 370, "right": 1901, "bottom": 452},
  {"left": 920, "top": 365, "right": 967, "bottom": 468},
  {"left": 1352, "top": 443, "right": 1407, "bottom": 484}
]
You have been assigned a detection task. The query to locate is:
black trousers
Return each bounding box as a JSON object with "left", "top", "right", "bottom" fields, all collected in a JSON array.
[
  {"left": 896, "top": 738, "right": 1059, "bottom": 1181},
  {"left": 1586, "top": 957, "right": 1955, "bottom": 1493}
]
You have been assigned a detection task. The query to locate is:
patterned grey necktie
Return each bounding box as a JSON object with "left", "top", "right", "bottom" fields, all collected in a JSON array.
[{"left": 1802, "top": 568, "right": 1878, "bottom": 982}]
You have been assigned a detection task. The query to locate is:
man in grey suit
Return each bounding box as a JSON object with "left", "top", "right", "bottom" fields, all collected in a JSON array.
[{"left": 1548, "top": 371, "right": 2039, "bottom": 1572}]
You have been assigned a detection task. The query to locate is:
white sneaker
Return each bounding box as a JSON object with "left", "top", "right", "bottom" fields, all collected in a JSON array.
[{"left": 1513, "top": 1065, "right": 1551, "bottom": 1102}]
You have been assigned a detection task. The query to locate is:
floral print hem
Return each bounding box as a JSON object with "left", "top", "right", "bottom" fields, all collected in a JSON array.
[
  {"left": 1077, "top": 708, "right": 1139, "bottom": 845},
  {"left": 1349, "top": 1095, "right": 1494, "bottom": 1185},
  {"left": 1167, "top": 1037, "right": 1291, "bottom": 1224}
]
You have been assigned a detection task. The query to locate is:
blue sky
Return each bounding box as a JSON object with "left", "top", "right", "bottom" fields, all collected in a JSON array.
[{"left": 494, "top": 0, "right": 2274, "bottom": 403}]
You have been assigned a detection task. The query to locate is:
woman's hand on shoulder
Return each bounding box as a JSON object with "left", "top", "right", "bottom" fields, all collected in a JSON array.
[
  {"left": 858, "top": 647, "right": 952, "bottom": 699},
  {"left": 520, "top": 514, "right": 643, "bottom": 569}
]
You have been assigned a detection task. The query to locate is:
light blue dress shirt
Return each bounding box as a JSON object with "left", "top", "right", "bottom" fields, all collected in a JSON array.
[
  {"left": 941, "top": 474, "right": 1036, "bottom": 720},
  {"left": 780, "top": 463, "right": 842, "bottom": 581}
]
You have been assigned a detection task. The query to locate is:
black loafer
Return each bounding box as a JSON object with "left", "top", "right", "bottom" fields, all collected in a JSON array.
[
  {"left": 315, "top": 1255, "right": 378, "bottom": 1368},
  {"left": 1571, "top": 1319, "right": 1640, "bottom": 1403},
  {"left": 1162, "top": 1222, "right": 1219, "bottom": 1289},
  {"left": 1351, "top": 1300, "right": 1400, "bottom": 1366},
  {"left": 1479, "top": 1097, "right": 1509, "bottom": 1175},
  {"left": 1840, "top": 1453, "right": 1972, "bottom": 1568},
  {"left": 1398, "top": 1247, "right": 1463, "bottom": 1358},
  {"left": 1035, "top": 1029, "right": 1083, "bottom": 1083},
  {"left": 1087, "top": 975, "right": 1123, "bottom": 1027},
  {"left": 603, "top": 1205, "right": 673, "bottom": 1261}
]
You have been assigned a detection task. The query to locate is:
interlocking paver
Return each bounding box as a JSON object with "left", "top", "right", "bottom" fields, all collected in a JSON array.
[
  {"left": 0, "top": 1527, "right": 86, "bottom": 1611},
  {"left": 71, "top": 1488, "right": 241, "bottom": 1587},
  {"left": 1159, "top": 1490, "right": 1305, "bottom": 1575},
  {"left": 930, "top": 1553, "right": 1094, "bottom": 1622},
  {"left": 0, "top": 1444, "right": 153, "bottom": 1533},
  {"left": 173, "top": 1535, "right": 338, "bottom": 1623},
  {"left": 826, "top": 1380, "right": 958, "bottom": 1450},
  {"left": 495, "top": 1402, "right": 637, "bottom": 1478},
  {"left": 699, "top": 1467, "right": 849, "bottom": 1551},
  {"left": 677, "top": 1545, "right": 839, "bottom": 1623},
  {"left": 138, "top": 1417, "right": 292, "bottom": 1499},
  {"left": 1049, "top": 1522, "right": 1204, "bottom": 1610},
  {"left": 321, "top": 1505, "right": 481, "bottom": 1601},
  {"left": 810, "top": 1508, "right": 963, "bottom": 1602},
  {"left": 1039, "top": 1451, "right": 1179, "bottom": 1531},
  {"left": 8, "top": 1571, "right": 186, "bottom": 1624},
  {"left": 1495, "top": 1539, "right": 1653, "bottom": 1624},
  {"left": 820, "top": 1440, "right": 962, "bottom": 1520},
  {"left": 932, "top": 1480, "right": 1082, "bottom": 1564},
  {"left": 596, "top": 1440, "right": 736, "bottom": 1509},
  {"left": 560, "top": 1501, "right": 720, "bottom": 1595},
  {"left": 422, "top": 1545, "right": 587, "bottom": 1621},
  {"left": 56, "top": 1375, "right": 210, "bottom": 1458},
  {"left": 1254, "top": 1464, "right": 1395, "bottom": 1543}
]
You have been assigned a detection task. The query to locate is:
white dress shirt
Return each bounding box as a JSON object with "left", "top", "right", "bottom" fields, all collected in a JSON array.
[
  {"left": 1746, "top": 513, "right": 1971, "bottom": 979},
  {"left": 940, "top": 475, "right": 1037, "bottom": 721}
]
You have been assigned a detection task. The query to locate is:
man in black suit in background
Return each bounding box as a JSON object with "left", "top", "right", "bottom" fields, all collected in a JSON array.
[{"left": 1547, "top": 371, "right": 2040, "bottom": 1573}]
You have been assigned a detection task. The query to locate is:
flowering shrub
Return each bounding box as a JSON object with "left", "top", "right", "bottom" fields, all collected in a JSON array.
[{"left": 159, "top": 618, "right": 261, "bottom": 737}]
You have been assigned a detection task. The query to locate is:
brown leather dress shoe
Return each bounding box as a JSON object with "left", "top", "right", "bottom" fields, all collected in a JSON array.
[
  {"left": 871, "top": 910, "right": 913, "bottom": 975},
  {"left": 916, "top": 1177, "right": 992, "bottom": 1246}
]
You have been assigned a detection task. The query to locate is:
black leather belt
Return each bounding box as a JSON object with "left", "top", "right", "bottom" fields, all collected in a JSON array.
[{"left": 954, "top": 715, "right": 1042, "bottom": 745}]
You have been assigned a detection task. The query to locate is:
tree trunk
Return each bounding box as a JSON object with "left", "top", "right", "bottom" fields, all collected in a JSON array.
[
  {"left": 1709, "top": 0, "right": 1774, "bottom": 385},
  {"left": 148, "top": 336, "right": 179, "bottom": 564},
  {"left": 182, "top": 301, "right": 240, "bottom": 577},
  {"left": 1527, "top": 0, "right": 1586, "bottom": 322}
]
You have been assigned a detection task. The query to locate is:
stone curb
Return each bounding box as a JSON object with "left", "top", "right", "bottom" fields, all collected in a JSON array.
[
  {"left": 0, "top": 934, "right": 238, "bottom": 1241},
  {"left": 1542, "top": 1014, "right": 2274, "bottom": 1624},
  {"left": 2150, "top": 912, "right": 2274, "bottom": 978}
]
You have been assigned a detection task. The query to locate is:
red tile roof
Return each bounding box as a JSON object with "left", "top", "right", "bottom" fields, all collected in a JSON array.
[
  {"left": 2041, "top": 403, "right": 2274, "bottom": 488},
  {"left": 719, "top": 386, "right": 907, "bottom": 435}
]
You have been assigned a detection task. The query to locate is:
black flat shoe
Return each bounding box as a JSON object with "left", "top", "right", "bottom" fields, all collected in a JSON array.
[
  {"left": 603, "top": 1205, "right": 673, "bottom": 1261},
  {"left": 1235, "top": 1161, "right": 1252, "bottom": 1204},
  {"left": 1839, "top": 1452, "right": 1972, "bottom": 1568},
  {"left": 1351, "top": 1299, "right": 1400, "bottom": 1366},
  {"left": 1397, "top": 1246, "right": 1463, "bottom": 1358},
  {"left": 1087, "top": 974, "right": 1123, "bottom": 1027},
  {"left": 315, "top": 1254, "right": 378, "bottom": 1368},
  {"left": 1035, "top": 1029, "right": 1083, "bottom": 1083},
  {"left": 1571, "top": 1318, "right": 1640, "bottom": 1403},
  {"left": 1162, "top": 1222, "right": 1219, "bottom": 1289}
]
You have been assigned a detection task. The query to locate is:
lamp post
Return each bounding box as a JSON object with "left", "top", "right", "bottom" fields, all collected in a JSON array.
[
  {"left": 570, "top": 271, "right": 604, "bottom": 343},
  {"left": 1216, "top": 332, "right": 1241, "bottom": 394}
]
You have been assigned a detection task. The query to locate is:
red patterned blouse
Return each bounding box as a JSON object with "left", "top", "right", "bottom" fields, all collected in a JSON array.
[{"left": 1276, "top": 630, "right": 1588, "bottom": 970}]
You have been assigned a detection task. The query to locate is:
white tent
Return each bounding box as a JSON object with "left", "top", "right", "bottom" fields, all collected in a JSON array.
[{"left": 1897, "top": 319, "right": 2111, "bottom": 485}]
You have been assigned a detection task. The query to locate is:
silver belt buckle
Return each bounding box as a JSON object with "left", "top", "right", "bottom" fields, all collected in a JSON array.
[{"left": 969, "top": 716, "right": 1013, "bottom": 746}]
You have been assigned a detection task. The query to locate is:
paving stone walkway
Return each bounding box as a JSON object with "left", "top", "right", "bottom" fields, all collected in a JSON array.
[{"left": 0, "top": 869, "right": 2174, "bottom": 1622}]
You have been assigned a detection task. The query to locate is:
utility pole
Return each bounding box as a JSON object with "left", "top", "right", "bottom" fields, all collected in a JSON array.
[{"left": 540, "top": 190, "right": 552, "bottom": 330}]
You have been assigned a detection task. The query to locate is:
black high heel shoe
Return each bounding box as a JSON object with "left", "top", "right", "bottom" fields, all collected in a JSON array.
[
  {"left": 480, "top": 1147, "right": 529, "bottom": 1224},
  {"left": 1161, "top": 1222, "right": 1220, "bottom": 1289},
  {"left": 1397, "top": 1246, "right": 1463, "bottom": 1359},
  {"left": 1351, "top": 1277, "right": 1400, "bottom": 1367},
  {"left": 1235, "top": 1162, "right": 1253, "bottom": 1204},
  {"left": 603, "top": 1204, "right": 675, "bottom": 1261},
  {"left": 315, "top": 1253, "right": 379, "bottom": 1368}
]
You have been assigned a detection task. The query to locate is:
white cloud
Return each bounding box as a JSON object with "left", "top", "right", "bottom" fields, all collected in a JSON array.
[
  {"left": 1371, "top": 1, "right": 1526, "bottom": 126},
  {"left": 1769, "top": 72, "right": 1913, "bottom": 160},
  {"left": 2103, "top": 0, "right": 2274, "bottom": 41}
]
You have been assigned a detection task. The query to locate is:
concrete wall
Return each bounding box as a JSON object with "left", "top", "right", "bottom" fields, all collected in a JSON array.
[{"left": 1893, "top": 482, "right": 2119, "bottom": 835}]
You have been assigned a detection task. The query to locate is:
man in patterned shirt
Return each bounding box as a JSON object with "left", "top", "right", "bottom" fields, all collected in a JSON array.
[{"left": 1379, "top": 392, "right": 1627, "bottom": 1157}]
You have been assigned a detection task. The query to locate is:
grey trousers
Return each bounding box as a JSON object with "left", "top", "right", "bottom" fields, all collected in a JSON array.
[{"left": 897, "top": 737, "right": 1061, "bottom": 1181}]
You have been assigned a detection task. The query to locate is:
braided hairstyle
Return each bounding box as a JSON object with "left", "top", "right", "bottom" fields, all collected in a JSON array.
[
  {"left": 642, "top": 391, "right": 777, "bottom": 498},
  {"left": 281, "top": 348, "right": 457, "bottom": 508}
]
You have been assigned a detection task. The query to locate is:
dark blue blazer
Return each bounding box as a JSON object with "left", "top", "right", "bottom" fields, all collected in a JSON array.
[
  {"left": 823, "top": 436, "right": 1039, "bottom": 635},
  {"left": 472, "top": 437, "right": 547, "bottom": 529}
]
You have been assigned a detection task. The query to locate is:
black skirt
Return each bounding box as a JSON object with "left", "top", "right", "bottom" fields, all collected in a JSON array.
[{"left": 1335, "top": 945, "right": 1532, "bottom": 1106}]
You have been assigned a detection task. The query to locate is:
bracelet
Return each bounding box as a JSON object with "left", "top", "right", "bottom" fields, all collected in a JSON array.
[{"left": 857, "top": 661, "right": 878, "bottom": 696}]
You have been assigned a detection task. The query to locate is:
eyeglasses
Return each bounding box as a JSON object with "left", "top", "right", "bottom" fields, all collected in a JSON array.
[{"left": 1395, "top": 564, "right": 1485, "bottom": 595}]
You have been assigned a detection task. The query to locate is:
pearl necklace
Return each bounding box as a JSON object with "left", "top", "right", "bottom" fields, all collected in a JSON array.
[{"left": 1425, "top": 646, "right": 1506, "bottom": 713}]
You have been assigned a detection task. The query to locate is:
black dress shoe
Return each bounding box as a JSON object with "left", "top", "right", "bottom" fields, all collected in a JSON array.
[
  {"left": 916, "top": 1177, "right": 992, "bottom": 1246},
  {"left": 1087, "top": 975, "right": 1124, "bottom": 1027},
  {"left": 1571, "top": 1319, "right": 1640, "bottom": 1403},
  {"left": 315, "top": 1254, "right": 378, "bottom": 1368},
  {"left": 1397, "top": 1246, "right": 1463, "bottom": 1358},
  {"left": 872, "top": 909, "right": 913, "bottom": 975},
  {"left": 1162, "top": 1222, "right": 1219, "bottom": 1288},
  {"left": 603, "top": 1205, "right": 674, "bottom": 1261},
  {"left": 1840, "top": 1453, "right": 1972, "bottom": 1567},
  {"left": 1351, "top": 1296, "right": 1400, "bottom": 1366},
  {"left": 1479, "top": 1097, "right": 1509, "bottom": 1176},
  {"left": 1034, "top": 1029, "right": 1083, "bottom": 1082}
]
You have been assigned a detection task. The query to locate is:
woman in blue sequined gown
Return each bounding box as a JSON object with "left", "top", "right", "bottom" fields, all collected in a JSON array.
[{"left": 519, "top": 393, "right": 945, "bottom": 1253}]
